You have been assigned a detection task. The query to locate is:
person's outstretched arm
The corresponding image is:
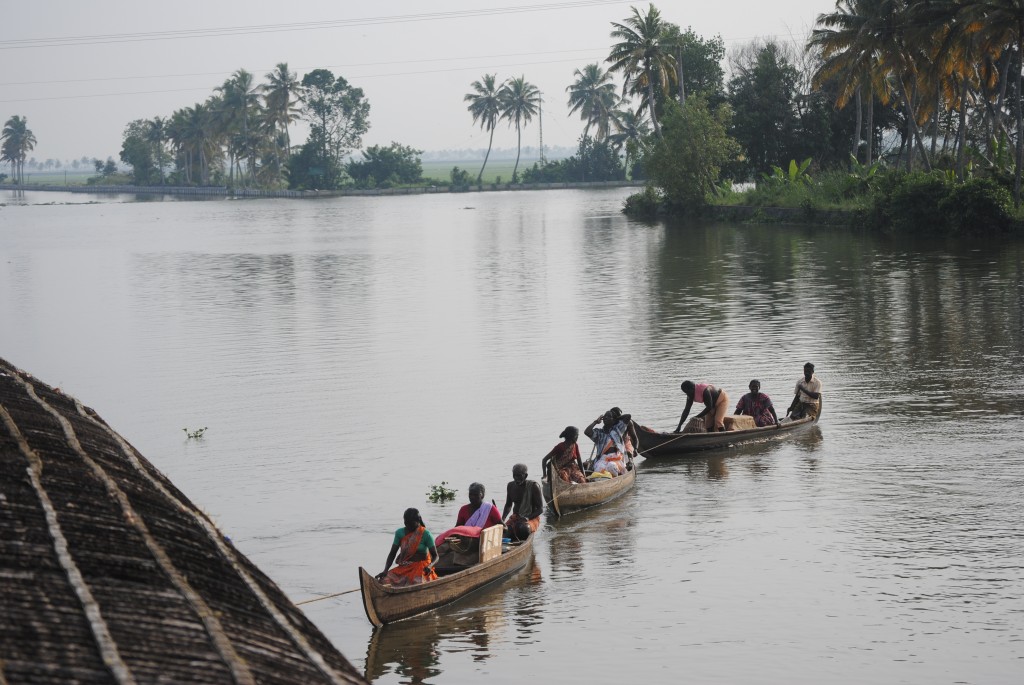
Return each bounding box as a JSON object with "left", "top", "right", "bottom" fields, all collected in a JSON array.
[{"left": 675, "top": 397, "right": 694, "bottom": 432}]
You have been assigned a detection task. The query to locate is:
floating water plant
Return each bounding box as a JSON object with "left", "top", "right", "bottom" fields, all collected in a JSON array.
[
  {"left": 426, "top": 482, "right": 456, "bottom": 503},
  {"left": 183, "top": 426, "right": 208, "bottom": 440}
]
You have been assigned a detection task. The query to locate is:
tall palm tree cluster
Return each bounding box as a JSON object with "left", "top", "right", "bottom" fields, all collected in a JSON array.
[
  {"left": 809, "top": 0, "right": 1024, "bottom": 203},
  {"left": 1, "top": 115, "right": 37, "bottom": 183},
  {"left": 464, "top": 4, "right": 702, "bottom": 183},
  {"left": 464, "top": 74, "right": 542, "bottom": 182},
  {"left": 156, "top": 64, "right": 301, "bottom": 187}
]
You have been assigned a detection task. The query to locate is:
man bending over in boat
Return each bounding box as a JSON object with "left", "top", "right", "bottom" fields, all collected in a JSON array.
[
  {"left": 502, "top": 464, "right": 544, "bottom": 540},
  {"left": 541, "top": 426, "right": 587, "bottom": 484},
  {"left": 376, "top": 508, "right": 439, "bottom": 586},
  {"left": 584, "top": 408, "right": 637, "bottom": 476},
  {"left": 676, "top": 381, "right": 730, "bottom": 433},
  {"left": 735, "top": 379, "right": 780, "bottom": 427},
  {"left": 786, "top": 362, "right": 822, "bottom": 420}
]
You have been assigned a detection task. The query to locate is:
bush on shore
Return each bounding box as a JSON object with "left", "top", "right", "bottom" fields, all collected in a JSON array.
[{"left": 624, "top": 164, "right": 1021, "bottom": 235}]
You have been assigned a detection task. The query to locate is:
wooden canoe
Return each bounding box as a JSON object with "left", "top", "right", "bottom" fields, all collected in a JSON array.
[
  {"left": 358, "top": 533, "right": 533, "bottom": 627},
  {"left": 542, "top": 459, "right": 637, "bottom": 517},
  {"left": 635, "top": 397, "right": 822, "bottom": 457}
]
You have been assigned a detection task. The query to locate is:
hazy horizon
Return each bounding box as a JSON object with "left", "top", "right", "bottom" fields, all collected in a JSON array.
[{"left": 3, "top": 1, "right": 829, "bottom": 163}]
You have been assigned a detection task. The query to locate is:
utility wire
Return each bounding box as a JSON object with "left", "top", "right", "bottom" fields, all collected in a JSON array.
[
  {"left": 0, "top": 1, "right": 633, "bottom": 50},
  {"left": 0, "top": 47, "right": 611, "bottom": 87}
]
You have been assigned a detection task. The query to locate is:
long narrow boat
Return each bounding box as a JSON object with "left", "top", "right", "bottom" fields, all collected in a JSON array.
[
  {"left": 358, "top": 528, "right": 533, "bottom": 627},
  {"left": 635, "top": 398, "right": 822, "bottom": 457},
  {"left": 542, "top": 460, "right": 637, "bottom": 517}
]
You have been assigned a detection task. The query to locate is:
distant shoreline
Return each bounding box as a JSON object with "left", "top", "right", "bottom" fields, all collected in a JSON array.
[{"left": 0, "top": 181, "right": 643, "bottom": 199}]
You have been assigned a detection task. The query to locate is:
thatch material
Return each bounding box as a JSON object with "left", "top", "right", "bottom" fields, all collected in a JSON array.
[{"left": 0, "top": 357, "right": 367, "bottom": 685}]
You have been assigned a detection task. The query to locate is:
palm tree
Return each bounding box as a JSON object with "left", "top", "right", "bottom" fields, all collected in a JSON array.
[
  {"left": 960, "top": 0, "right": 1024, "bottom": 205},
  {"left": 464, "top": 74, "right": 504, "bottom": 184},
  {"left": 1, "top": 115, "right": 37, "bottom": 183},
  {"left": 146, "top": 116, "right": 167, "bottom": 185},
  {"left": 262, "top": 63, "right": 302, "bottom": 159},
  {"left": 607, "top": 106, "right": 651, "bottom": 173},
  {"left": 498, "top": 76, "right": 541, "bottom": 181},
  {"left": 566, "top": 63, "right": 620, "bottom": 142},
  {"left": 810, "top": 0, "right": 883, "bottom": 165},
  {"left": 606, "top": 3, "right": 676, "bottom": 138},
  {"left": 216, "top": 69, "right": 263, "bottom": 184},
  {"left": 810, "top": 0, "right": 933, "bottom": 172}
]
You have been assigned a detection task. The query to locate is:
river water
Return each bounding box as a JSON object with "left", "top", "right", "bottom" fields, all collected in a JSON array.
[{"left": 1, "top": 188, "right": 1022, "bottom": 684}]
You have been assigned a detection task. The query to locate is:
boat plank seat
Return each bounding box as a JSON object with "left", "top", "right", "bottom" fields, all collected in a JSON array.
[{"left": 479, "top": 524, "right": 502, "bottom": 563}]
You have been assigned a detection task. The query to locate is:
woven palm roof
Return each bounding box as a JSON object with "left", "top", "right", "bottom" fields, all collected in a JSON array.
[{"left": 0, "top": 356, "right": 367, "bottom": 685}]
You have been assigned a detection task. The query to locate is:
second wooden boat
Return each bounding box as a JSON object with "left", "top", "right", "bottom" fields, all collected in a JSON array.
[
  {"left": 542, "top": 459, "right": 637, "bottom": 517},
  {"left": 358, "top": 525, "right": 533, "bottom": 627}
]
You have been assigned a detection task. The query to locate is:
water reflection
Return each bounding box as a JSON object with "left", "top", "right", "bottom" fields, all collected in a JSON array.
[{"left": 3, "top": 191, "right": 1022, "bottom": 684}]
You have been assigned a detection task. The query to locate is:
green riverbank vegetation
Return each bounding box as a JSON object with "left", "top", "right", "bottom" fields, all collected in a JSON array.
[
  {"left": 3, "top": 1, "right": 1022, "bottom": 233},
  {"left": 615, "top": 1, "right": 1024, "bottom": 234}
]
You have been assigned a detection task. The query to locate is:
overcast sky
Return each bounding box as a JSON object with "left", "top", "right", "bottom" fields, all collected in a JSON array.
[{"left": 3, "top": 0, "right": 831, "bottom": 162}]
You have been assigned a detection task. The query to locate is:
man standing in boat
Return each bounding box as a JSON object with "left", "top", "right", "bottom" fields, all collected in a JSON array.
[
  {"left": 787, "top": 362, "right": 822, "bottom": 420},
  {"left": 502, "top": 464, "right": 544, "bottom": 541}
]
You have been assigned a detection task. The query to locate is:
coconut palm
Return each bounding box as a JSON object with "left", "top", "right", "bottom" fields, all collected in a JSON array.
[
  {"left": 216, "top": 69, "right": 264, "bottom": 184},
  {"left": 810, "top": 0, "right": 933, "bottom": 171},
  {"left": 146, "top": 116, "right": 168, "bottom": 185},
  {"left": 464, "top": 73, "right": 505, "bottom": 184},
  {"left": 498, "top": 76, "right": 541, "bottom": 181},
  {"left": 168, "top": 103, "right": 220, "bottom": 185},
  {"left": 566, "top": 63, "right": 620, "bottom": 142},
  {"left": 606, "top": 3, "right": 676, "bottom": 138},
  {"left": 809, "top": 0, "right": 888, "bottom": 165},
  {"left": 960, "top": 0, "right": 1024, "bottom": 205},
  {"left": 1, "top": 115, "right": 37, "bottom": 183},
  {"left": 607, "top": 106, "right": 651, "bottom": 173},
  {"left": 262, "top": 63, "right": 302, "bottom": 159}
]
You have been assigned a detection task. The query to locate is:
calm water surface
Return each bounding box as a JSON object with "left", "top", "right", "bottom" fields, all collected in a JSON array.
[{"left": 1, "top": 188, "right": 1022, "bottom": 684}]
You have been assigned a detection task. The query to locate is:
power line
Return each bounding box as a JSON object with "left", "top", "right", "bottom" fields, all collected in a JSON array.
[
  {"left": 0, "top": 1, "right": 633, "bottom": 50},
  {"left": 0, "top": 47, "right": 611, "bottom": 88},
  {"left": 0, "top": 56, "right": 600, "bottom": 105}
]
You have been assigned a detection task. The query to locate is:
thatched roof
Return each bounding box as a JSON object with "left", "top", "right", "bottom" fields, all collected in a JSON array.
[{"left": 0, "top": 357, "right": 367, "bottom": 685}]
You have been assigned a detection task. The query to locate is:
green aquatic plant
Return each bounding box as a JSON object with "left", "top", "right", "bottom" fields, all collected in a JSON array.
[{"left": 426, "top": 481, "right": 456, "bottom": 503}]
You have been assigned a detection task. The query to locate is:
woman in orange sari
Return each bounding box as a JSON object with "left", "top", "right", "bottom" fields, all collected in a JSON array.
[{"left": 376, "top": 508, "right": 439, "bottom": 587}]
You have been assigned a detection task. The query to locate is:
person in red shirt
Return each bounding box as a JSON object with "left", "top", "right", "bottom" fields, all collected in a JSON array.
[{"left": 455, "top": 482, "right": 503, "bottom": 528}]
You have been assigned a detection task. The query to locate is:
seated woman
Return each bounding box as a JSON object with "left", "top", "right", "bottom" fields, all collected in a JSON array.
[
  {"left": 376, "top": 508, "right": 439, "bottom": 587},
  {"left": 735, "top": 379, "right": 780, "bottom": 427},
  {"left": 584, "top": 408, "right": 637, "bottom": 477},
  {"left": 676, "top": 380, "right": 730, "bottom": 433},
  {"left": 541, "top": 426, "right": 587, "bottom": 484},
  {"left": 455, "top": 482, "right": 503, "bottom": 528},
  {"left": 434, "top": 483, "right": 504, "bottom": 569}
]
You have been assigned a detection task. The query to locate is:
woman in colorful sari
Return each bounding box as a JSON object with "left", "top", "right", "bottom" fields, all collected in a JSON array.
[
  {"left": 376, "top": 508, "right": 439, "bottom": 587},
  {"left": 541, "top": 426, "right": 587, "bottom": 484}
]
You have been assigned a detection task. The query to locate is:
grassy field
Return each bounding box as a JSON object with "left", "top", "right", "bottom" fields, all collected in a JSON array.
[{"left": 9, "top": 170, "right": 96, "bottom": 185}]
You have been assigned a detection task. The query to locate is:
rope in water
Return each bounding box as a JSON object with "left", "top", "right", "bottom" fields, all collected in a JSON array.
[{"left": 295, "top": 588, "right": 360, "bottom": 606}]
